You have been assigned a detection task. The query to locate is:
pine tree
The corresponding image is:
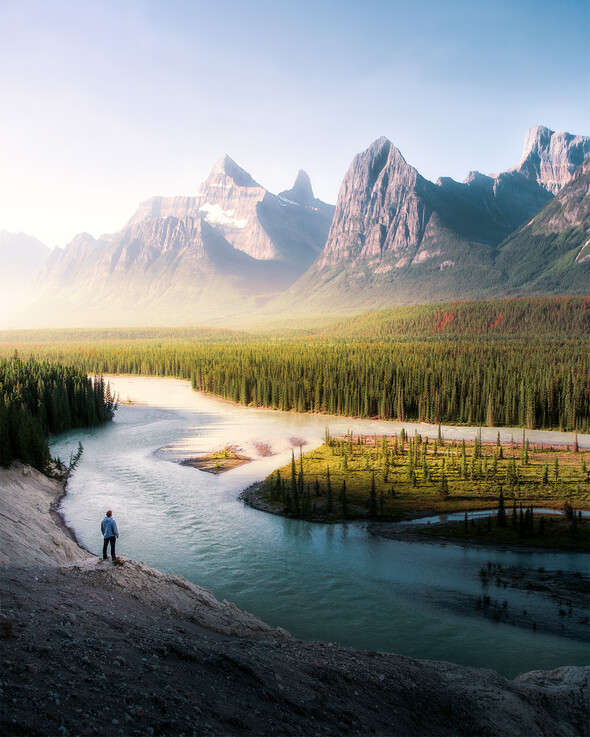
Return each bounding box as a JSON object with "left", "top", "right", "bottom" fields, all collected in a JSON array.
[
  {"left": 497, "top": 486, "right": 507, "bottom": 528},
  {"left": 326, "top": 468, "right": 334, "bottom": 514},
  {"left": 511, "top": 501, "right": 517, "bottom": 529},
  {"left": 439, "top": 470, "right": 449, "bottom": 499},
  {"left": 340, "top": 479, "right": 348, "bottom": 518},
  {"left": 369, "top": 471, "right": 377, "bottom": 517},
  {"left": 314, "top": 477, "right": 321, "bottom": 497},
  {"left": 291, "top": 450, "right": 300, "bottom": 516}
]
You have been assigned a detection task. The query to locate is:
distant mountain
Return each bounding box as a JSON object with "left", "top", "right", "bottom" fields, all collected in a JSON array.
[
  {"left": 9, "top": 160, "right": 334, "bottom": 327},
  {"left": 511, "top": 125, "right": 590, "bottom": 194},
  {"left": 128, "top": 156, "right": 333, "bottom": 265},
  {"left": 4, "top": 126, "right": 588, "bottom": 329},
  {"left": 268, "top": 127, "right": 589, "bottom": 315},
  {"left": 496, "top": 156, "right": 590, "bottom": 294},
  {"left": 0, "top": 231, "right": 49, "bottom": 320}
]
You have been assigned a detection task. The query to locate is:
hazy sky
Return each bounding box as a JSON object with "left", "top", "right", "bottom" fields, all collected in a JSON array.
[{"left": 1, "top": 0, "right": 588, "bottom": 248}]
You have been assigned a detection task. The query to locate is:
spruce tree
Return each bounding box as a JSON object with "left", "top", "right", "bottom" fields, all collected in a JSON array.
[
  {"left": 326, "top": 468, "right": 334, "bottom": 514},
  {"left": 369, "top": 471, "right": 377, "bottom": 517},
  {"left": 497, "top": 486, "right": 507, "bottom": 528},
  {"left": 291, "top": 450, "right": 300, "bottom": 516},
  {"left": 340, "top": 479, "right": 348, "bottom": 518}
]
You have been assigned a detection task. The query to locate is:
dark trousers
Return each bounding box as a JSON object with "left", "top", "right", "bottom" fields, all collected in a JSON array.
[{"left": 103, "top": 536, "right": 116, "bottom": 559}]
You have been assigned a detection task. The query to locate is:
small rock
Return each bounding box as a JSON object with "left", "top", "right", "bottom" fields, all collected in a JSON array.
[{"left": 25, "top": 664, "right": 39, "bottom": 675}]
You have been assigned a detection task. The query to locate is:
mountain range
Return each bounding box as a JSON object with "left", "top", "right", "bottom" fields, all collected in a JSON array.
[{"left": 2, "top": 125, "right": 589, "bottom": 328}]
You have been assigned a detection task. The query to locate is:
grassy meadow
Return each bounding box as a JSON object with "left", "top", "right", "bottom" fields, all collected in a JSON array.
[{"left": 259, "top": 429, "right": 590, "bottom": 526}]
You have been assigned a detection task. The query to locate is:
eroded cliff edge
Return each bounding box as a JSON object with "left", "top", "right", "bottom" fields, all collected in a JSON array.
[{"left": 1, "top": 463, "right": 588, "bottom": 737}]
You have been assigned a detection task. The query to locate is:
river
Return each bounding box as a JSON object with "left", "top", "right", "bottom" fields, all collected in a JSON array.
[{"left": 50, "top": 376, "right": 590, "bottom": 678}]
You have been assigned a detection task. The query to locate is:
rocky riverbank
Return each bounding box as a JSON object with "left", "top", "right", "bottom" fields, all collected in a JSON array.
[{"left": 1, "top": 463, "right": 589, "bottom": 736}]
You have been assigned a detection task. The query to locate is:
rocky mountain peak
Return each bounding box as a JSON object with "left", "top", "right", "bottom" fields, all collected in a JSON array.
[
  {"left": 207, "top": 155, "right": 260, "bottom": 188},
  {"left": 279, "top": 170, "right": 314, "bottom": 206},
  {"left": 316, "top": 136, "right": 424, "bottom": 267},
  {"left": 514, "top": 125, "right": 590, "bottom": 194}
]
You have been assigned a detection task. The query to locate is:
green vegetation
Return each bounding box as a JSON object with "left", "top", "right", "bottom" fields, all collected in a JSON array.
[
  {"left": 425, "top": 508, "right": 589, "bottom": 552},
  {"left": 1, "top": 298, "right": 588, "bottom": 432},
  {"left": 258, "top": 430, "right": 590, "bottom": 521},
  {"left": 320, "top": 295, "right": 590, "bottom": 340},
  {"left": 0, "top": 355, "right": 117, "bottom": 471},
  {"left": 2, "top": 296, "right": 589, "bottom": 342}
]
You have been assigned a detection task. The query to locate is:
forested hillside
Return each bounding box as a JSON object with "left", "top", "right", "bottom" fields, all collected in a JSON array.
[
  {"left": 321, "top": 297, "right": 590, "bottom": 340},
  {"left": 1, "top": 297, "right": 589, "bottom": 344},
  {"left": 0, "top": 357, "right": 117, "bottom": 470}
]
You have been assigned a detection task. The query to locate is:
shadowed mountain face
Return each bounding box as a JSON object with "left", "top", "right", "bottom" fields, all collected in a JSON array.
[
  {"left": 269, "top": 127, "right": 589, "bottom": 316},
  {"left": 7, "top": 159, "right": 334, "bottom": 327},
  {"left": 495, "top": 157, "right": 590, "bottom": 294}
]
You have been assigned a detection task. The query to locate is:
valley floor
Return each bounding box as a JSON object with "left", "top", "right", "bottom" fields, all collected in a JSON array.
[{"left": 1, "top": 463, "right": 589, "bottom": 737}]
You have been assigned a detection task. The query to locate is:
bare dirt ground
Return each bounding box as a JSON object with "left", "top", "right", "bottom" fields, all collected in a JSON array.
[{"left": 1, "top": 463, "right": 589, "bottom": 737}]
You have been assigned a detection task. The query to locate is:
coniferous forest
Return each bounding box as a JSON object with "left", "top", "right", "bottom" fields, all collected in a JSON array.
[
  {"left": 0, "top": 356, "right": 117, "bottom": 471},
  {"left": 1, "top": 298, "right": 589, "bottom": 433}
]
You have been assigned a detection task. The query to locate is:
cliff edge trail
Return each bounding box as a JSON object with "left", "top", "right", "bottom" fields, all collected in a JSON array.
[{"left": 1, "top": 463, "right": 588, "bottom": 736}]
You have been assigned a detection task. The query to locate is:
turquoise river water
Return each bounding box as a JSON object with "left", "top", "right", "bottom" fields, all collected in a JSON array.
[{"left": 50, "top": 376, "right": 590, "bottom": 679}]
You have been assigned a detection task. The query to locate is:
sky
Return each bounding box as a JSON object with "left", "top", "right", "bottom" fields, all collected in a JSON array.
[{"left": 0, "top": 0, "right": 588, "bottom": 248}]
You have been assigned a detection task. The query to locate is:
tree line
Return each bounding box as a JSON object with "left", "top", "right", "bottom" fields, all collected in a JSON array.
[
  {"left": 0, "top": 355, "right": 117, "bottom": 471},
  {"left": 1, "top": 337, "right": 588, "bottom": 432}
]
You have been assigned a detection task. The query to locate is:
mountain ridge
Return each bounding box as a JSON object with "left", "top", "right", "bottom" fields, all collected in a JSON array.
[
  {"left": 1, "top": 125, "right": 588, "bottom": 328},
  {"left": 265, "top": 126, "right": 589, "bottom": 317}
]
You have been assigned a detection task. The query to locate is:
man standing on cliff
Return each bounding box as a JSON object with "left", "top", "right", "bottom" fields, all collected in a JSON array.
[{"left": 101, "top": 510, "right": 119, "bottom": 561}]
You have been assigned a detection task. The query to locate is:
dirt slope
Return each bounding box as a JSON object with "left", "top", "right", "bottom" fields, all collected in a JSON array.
[{"left": 1, "top": 463, "right": 588, "bottom": 736}]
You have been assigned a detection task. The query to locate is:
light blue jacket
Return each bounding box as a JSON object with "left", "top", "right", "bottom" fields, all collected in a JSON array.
[{"left": 101, "top": 516, "right": 119, "bottom": 538}]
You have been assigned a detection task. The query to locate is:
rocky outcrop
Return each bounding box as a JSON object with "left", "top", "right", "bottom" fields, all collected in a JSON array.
[
  {"left": 1, "top": 463, "right": 589, "bottom": 736},
  {"left": 0, "top": 463, "right": 88, "bottom": 566},
  {"left": 512, "top": 125, "right": 590, "bottom": 194},
  {"left": 316, "top": 137, "right": 432, "bottom": 268}
]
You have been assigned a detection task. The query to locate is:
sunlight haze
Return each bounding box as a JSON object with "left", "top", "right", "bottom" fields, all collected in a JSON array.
[{"left": 1, "top": 0, "right": 588, "bottom": 248}]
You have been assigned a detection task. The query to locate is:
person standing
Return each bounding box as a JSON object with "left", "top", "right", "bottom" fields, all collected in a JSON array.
[{"left": 101, "top": 510, "right": 119, "bottom": 561}]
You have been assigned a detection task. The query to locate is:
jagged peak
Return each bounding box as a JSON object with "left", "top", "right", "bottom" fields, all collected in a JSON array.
[
  {"left": 279, "top": 169, "right": 315, "bottom": 205},
  {"left": 514, "top": 125, "right": 590, "bottom": 194},
  {"left": 520, "top": 125, "right": 555, "bottom": 161},
  {"left": 519, "top": 125, "right": 590, "bottom": 164},
  {"left": 363, "top": 136, "right": 412, "bottom": 170},
  {"left": 207, "top": 155, "right": 260, "bottom": 188},
  {"left": 464, "top": 171, "right": 493, "bottom": 186}
]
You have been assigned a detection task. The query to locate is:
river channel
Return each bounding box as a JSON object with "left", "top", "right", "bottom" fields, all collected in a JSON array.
[{"left": 50, "top": 376, "right": 590, "bottom": 678}]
